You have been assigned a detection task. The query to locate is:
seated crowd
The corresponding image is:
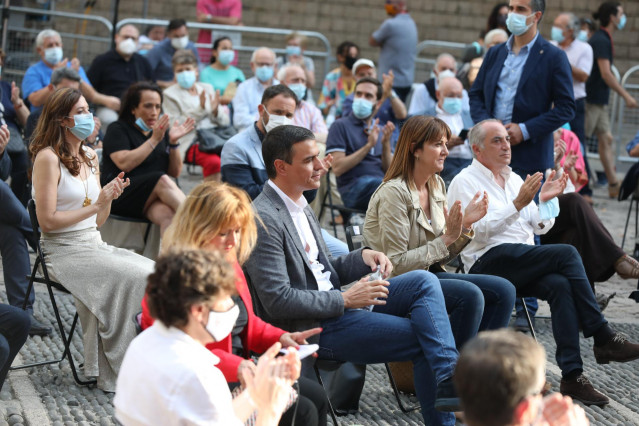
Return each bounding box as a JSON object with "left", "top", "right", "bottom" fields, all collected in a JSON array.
[{"left": 2, "top": 0, "right": 639, "bottom": 425}]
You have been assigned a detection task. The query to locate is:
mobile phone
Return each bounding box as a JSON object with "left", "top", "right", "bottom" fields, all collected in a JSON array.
[
  {"left": 458, "top": 129, "right": 469, "bottom": 140},
  {"left": 278, "top": 344, "right": 319, "bottom": 359}
]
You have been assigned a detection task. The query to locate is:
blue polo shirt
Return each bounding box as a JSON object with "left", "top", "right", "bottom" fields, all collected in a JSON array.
[
  {"left": 22, "top": 60, "right": 91, "bottom": 111},
  {"left": 342, "top": 94, "right": 400, "bottom": 147},
  {"left": 326, "top": 113, "right": 385, "bottom": 194},
  {"left": 145, "top": 38, "right": 200, "bottom": 82}
]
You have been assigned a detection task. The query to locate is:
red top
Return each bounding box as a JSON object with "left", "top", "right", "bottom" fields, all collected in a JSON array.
[{"left": 141, "top": 260, "right": 287, "bottom": 382}]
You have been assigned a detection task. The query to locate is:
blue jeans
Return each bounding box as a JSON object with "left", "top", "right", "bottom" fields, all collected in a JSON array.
[
  {"left": 436, "top": 272, "right": 516, "bottom": 349},
  {"left": 318, "top": 270, "right": 457, "bottom": 425},
  {"left": 320, "top": 229, "right": 349, "bottom": 257},
  {"left": 340, "top": 175, "right": 383, "bottom": 211},
  {"left": 0, "top": 303, "right": 31, "bottom": 389},
  {"left": 469, "top": 243, "right": 607, "bottom": 376},
  {"left": 0, "top": 181, "right": 35, "bottom": 311}
]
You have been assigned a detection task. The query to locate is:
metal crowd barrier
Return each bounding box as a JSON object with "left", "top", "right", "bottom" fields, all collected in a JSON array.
[
  {"left": 413, "top": 40, "right": 468, "bottom": 83},
  {"left": 117, "top": 18, "right": 333, "bottom": 89},
  {"left": 1, "top": 6, "right": 113, "bottom": 87},
  {"left": 614, "top": 65, "right": 639, "bottom": 164}
]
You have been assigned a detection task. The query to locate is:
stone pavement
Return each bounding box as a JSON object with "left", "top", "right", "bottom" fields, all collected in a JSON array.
[{"left": 1, "top": 176, "right": 639, "bottom": 425}]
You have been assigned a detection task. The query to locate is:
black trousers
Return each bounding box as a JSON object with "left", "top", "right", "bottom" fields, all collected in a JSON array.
[{"left": 279, "top": 375, "right": 328, "bottom": 426}]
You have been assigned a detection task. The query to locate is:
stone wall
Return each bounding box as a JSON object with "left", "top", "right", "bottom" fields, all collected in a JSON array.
[{"left": 32, "top": 0, "right": 639, "bottom": 79}]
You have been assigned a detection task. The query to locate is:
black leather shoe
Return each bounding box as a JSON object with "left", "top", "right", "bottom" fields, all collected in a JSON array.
[
  {"left": 29, "top": 316, "right": 52, "bottom": 336},
  {"left": 434, "top": 377, "right": 460, "bottom": 412}
]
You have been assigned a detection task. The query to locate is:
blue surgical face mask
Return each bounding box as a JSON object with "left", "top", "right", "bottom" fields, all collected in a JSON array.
[
  {"left": 138, "top": 49, "right": 149, "bottom": 55},
  {"left": 288, "top": 83, "right": 307, "bottom": 101},
  {"left": 176, "top": 70, "right": 196, "bottom": 89},
  {"left": 218, "top": 49, "right": 234, "bottom": 66},
  {"left": 66, "top": 113, "right": 95, "bottom": 140},
  {"left": 44, "top": 47, "right": 63, "bottom": 65},
  {"left": 256, "top": 65, "right": 274, "bottom": 82},
  {"left": 442, "top": 97, "right": 462, "bottom": 115},
  {"left": 286, "top": 45, "right": 302, "bottom": 56},
  {"left": 617, "top": 14, "right": 627, "bottom": 30},
  {"left": 352, "top": 98, "right": 374, "bottom": 119},
  {"left": 551, "top": 26, "right": 565, "bottom": 43},
  {"left": 135, "top": 117, "right": 152, "bottom": 132},
  {"left": 577, "top": 29, "right": 589, "bottom": 42},
  {"left": 506, "top": 12, "right": 535, "bottom": 36}
]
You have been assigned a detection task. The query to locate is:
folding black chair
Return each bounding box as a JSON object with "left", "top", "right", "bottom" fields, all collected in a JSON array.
[
  {"left": 318, "top": 170, "right": 366, "bottom": 236},
  {"left": 10, "top": 199, "right": 96, "bottom": 386},
  {"left": 344, "top": 225, "right": 420, "bottom": 413}
]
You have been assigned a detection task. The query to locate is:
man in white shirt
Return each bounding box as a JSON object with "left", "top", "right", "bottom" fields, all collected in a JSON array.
[
  {"left": 232, "top": 47, "right": 279, "bottom": 130},
  {"left": 448, "top": 119, "right": 639, "bottom": 407},
  {"left": 551, "top": 11, "right": 594, "bottom": 201},
  {"left": 245, "top": 125, "right": 462, "bottom": 425},
  {"left": 434, "top": 76, "right": 474, "bottom": 185}
]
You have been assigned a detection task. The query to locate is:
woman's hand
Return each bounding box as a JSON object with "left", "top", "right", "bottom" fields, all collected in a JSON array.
[
  {"left": 462, "top": 191, "right": 488, "bottom": 229},
  {"left": 279, "top": 328, "right": 322, "bottom": 348},
  {"left": 210, "top": 90, "right": 220, "bottom": 116},
  {"left": 237, "top": 359, "right": 256, "bottom": 388},
  {"left": 96, "top": 171, "right": 130, "bottom": 208},
  {"left": 563, "top": 150, "right": 578, "bottom": 171},
  {"left": 442, "top": 201, "right": 463, "bottom": 246},
  {"left": 150, "top": 114, "right": 170, "bottom": 143},
  {"left": 168, "top": 117, "right": 196, "bottom": 144},
  {"left": 199, "top": 90, "right": 207, "bottom": 109}
]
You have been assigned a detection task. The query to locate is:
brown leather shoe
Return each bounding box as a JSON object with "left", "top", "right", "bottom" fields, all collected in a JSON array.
[
  {"left": 594, "top": 332, "right": 639, "bottom": 364},
  {"left": 614, "top": 255, "right": 639, "bottom": 279},
  {"left": 560, "top": 374, "right": 609, "bottom": 406}
]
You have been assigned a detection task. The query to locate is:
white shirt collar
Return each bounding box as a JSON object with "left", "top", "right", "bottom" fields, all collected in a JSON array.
[
  {"left": 267, "top": 180, "right": 308, "bottom": 214},
  {"left": 471, "top": 158, "right": 512, "bottom": 184},
  {"left": 155, "top": 321, "right": 220, "bottom": 365}
]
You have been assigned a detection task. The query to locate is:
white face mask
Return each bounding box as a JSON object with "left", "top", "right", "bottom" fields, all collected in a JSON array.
[
  {"left": 262, "top": 107, "right": 293, "bottom": 133},
  {"left": 204, "top": 304, "right": 240, "bottom": 342},
  {"left": 171, "top": 35, "right": 189, "bottom": 50},
  {"left": 118, "top": 38, "right": 137, "bottom": 56}
]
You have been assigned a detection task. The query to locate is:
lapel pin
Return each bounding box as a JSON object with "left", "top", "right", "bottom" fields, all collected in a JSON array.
[{"left": 540, "top": 49, "right": 544, "bottom": 54}]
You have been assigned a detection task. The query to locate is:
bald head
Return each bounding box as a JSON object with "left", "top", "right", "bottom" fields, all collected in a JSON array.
[
  {"left": 436, "top": 77, "right": 463, "bottom": 110},
  {"left": 279, "top": 64, "right": 306, "bottom": 86},
  {"left": 435, "top": 53, "right": 457, "bottom": 76},
  {"left": 251, "top": 47, "right": 276, "bottom": 64}
]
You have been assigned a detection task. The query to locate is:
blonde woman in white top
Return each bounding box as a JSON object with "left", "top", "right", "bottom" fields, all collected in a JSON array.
[{"left": 30, "top": 87, "right": 154, "bottom": 392}]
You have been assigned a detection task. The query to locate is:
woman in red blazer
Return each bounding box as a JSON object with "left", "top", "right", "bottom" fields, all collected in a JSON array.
[{"left": 140, "top": 181, "right": 326, "bottom": 426}]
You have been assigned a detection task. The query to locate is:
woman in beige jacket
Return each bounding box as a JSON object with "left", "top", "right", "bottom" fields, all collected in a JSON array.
[{"left": 363, "top": 115, "right": 515, "bottom": 348}]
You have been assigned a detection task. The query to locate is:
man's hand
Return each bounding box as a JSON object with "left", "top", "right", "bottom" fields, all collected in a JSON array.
[
  {"left": 103, "top": 95, "right": 121, "bottom": 112},
  {"left": 540, "top": 170, "right": 567, "bottom": 202},
  {"left": 10, "top": 82, "right": 21, "bottom": 105},
  {"left": 381, "top": 71, "right": 394, "bottom": 99},
  {"left": 361, "top": 249, "right": 393, "bottom": 277},
  {"left": 447, "top": 136, "right": 464, "bottom": 148},
  {"left": 505, "top": 123, "right": 524, "bottom": 146},
  {"left": 381, "top": 121, "right": 395, "bottom": 146},
  {"left": 54, "top": 58, "right": 69, "bottom": 69},
  {"left": 70, "top": 57, "right": 81, "bottom": 72},
  {"left": 625, "top": 95, "right": 638, "bottom": 109},
  {"left": 462, "top": 191, "right": 489, "bottom": 229},
  {"left": 442, "top": 201, "right": 463, "bottom": 246},
  {"left": 367, "top": 118, "right": 380, "bottom": 148},
  {"left": 279, "top": 327, "right": 322, "bottom": 347},
  {"left": 0, "top": 124, "right": 9, "bottom": 155},
  {"left": 318, "top": 153, "right": 333, "bottom": 177},
  {"left": 513, "top": 172, "right": 543, "bottom": 210},
  {"left": 237, "top": 359, "right": 256, "bottom": 388},
  {"left": 342, "top": 275, "right": 390, "bottom": 309}
]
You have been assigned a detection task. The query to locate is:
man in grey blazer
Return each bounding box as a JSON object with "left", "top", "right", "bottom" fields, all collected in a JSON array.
[{"left": 244, "top": 125, "right": 460, "bottom": 425}]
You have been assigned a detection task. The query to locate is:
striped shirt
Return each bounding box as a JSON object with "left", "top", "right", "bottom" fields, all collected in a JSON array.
[{"left": 293, "top": 101, "right": 328, "bottom": 135}]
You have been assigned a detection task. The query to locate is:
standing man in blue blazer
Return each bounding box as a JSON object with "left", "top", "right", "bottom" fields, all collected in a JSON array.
[{"left": 469, "top": 0, "right": 576, "bottom": 328}]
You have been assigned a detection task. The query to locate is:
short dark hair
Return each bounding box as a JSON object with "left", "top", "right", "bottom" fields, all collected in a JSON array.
[
  {"left": 146, "top": 249, "right": 236, "bottom": 329},
  {"left": 355, "top": 77, "right": 383, "bottom": 101},
  {"left": 530, "top": 0, "right": 545, "bottom": 22},
  {"left": 119, "top": 81, "right": 163, "bottom": 125},
  {"left": 210, "top": 36, "right": 232, "bottom": 64},
  {"left": 336, "top": 41, "right": 359, "bottom": 58},
  {"left": 593, "top": 1, "right": 621, "bottom": 27},
  {"left": 261, "top": 84, "right": 300, "bottom": 107},
  {"left": 168, "top": 19, "right": 186, "bottom": 32},
  {"left": 262, "top": 125, "right": 315, "bottom": 179}
]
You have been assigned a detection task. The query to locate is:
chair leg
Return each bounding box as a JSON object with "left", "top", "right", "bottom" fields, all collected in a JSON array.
[
  {"left": 314, "top": 365, "right": 340, "bottom": 426},
  {"left": 520, "top": 298, "right": 537, "bottom": 342},
  {"left": 622, "top": 198, "right": 634, "bottom": 248},
  {"left": 384, "top": 363, "right": 420, "bottom": 413}
]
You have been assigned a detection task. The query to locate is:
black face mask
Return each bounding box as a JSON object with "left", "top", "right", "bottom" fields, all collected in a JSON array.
[
  {"left": 344, "top": 55, "right": 358, "bottom": 70},
  {"left": 496, "top": 14, "right": 507, "bottom": 28}
]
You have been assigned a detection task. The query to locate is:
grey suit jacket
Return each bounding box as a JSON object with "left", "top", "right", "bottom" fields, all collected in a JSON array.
[{"left": 244, "top": 183, "right": 371, "bottom": 336}]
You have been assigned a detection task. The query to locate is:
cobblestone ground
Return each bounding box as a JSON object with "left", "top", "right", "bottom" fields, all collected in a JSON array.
[{"left": 1, "top": 176, "right": 638, "bottom": 425}]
